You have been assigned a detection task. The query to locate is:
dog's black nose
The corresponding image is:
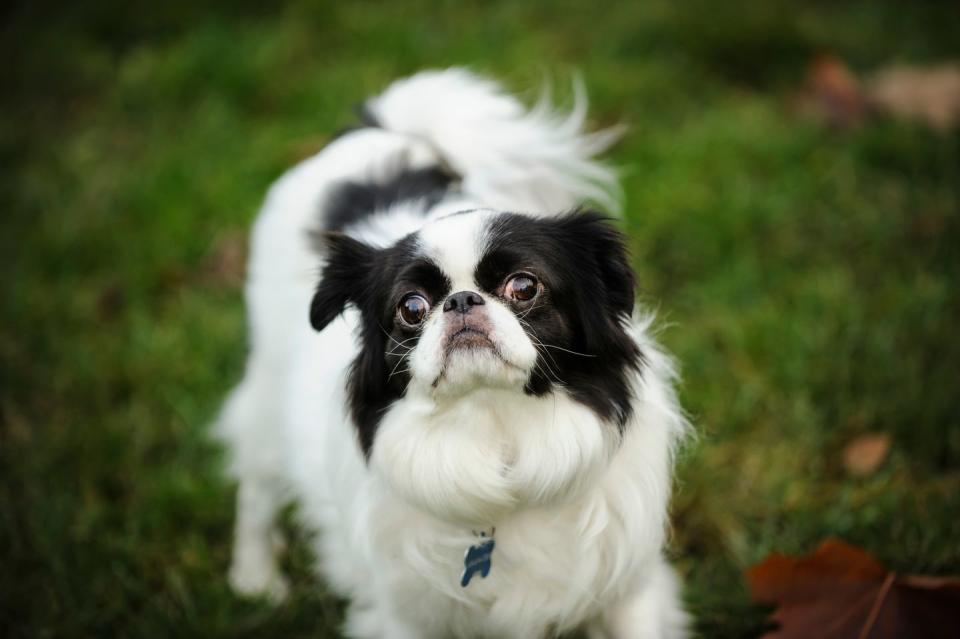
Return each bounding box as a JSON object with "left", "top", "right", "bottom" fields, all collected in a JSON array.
[{"left": 443, "top": 290, "right": 485, "bottom": 314}]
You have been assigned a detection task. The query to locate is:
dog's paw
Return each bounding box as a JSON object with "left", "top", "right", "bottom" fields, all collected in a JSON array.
[{"left": 228, "top": 561, "right": 290, "bottom": 603}]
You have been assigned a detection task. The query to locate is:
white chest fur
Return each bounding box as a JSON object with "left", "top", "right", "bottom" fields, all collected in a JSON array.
[
  {"left": 283, "top": 320, "right": 679, "bottom": 637},
  {"left": 359, "top": 450, "right": 668, "bottom": 638}
]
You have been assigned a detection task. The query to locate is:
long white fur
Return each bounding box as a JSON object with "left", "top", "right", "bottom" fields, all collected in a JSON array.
[
  {"left": 214, "top": 68, "right": 689, "bottom": 638},
  {"left": 366, "top": 69, "right": 623, "bottom": 213}
]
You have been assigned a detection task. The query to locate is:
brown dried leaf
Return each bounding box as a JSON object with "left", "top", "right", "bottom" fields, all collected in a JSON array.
[
  {"left": 867, "top": 64, "right": 960, "bottom": 132},
  {"left": 804, "top": 54, "right": 866, "bottom": 130},
  {"left": 843, "top": 433, "right": 891, "bottom": 477},
  {"left": 747, "top": 538, "right": 960, "bottom": 639}
]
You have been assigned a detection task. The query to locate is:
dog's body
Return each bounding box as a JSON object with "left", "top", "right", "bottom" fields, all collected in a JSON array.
[{"left": 215, "top": 69, "right": 689, "bottom": 638}]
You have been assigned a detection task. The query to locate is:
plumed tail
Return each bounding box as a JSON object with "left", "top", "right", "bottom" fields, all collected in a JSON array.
[{"left": 363, "top": 68, "right": 623, "bottom": 214}]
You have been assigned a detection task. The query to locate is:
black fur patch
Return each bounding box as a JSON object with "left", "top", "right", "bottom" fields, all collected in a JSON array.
[
  {"left": 476, "top": 210, "right": 642, "bottom": 430},
  {"left": 322, "top": 97, "right": 458, "bottom": 231},
  {"left": 323, "top": 166, "right": 457, "bottom": 233},
  {"left": 310, "top": 233, "right": 451, "bottom": 456}
]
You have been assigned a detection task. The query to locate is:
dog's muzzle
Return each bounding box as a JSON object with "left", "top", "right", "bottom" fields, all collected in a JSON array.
[{"left": 442, "top": 290, "right": 495, "bottom": 354}]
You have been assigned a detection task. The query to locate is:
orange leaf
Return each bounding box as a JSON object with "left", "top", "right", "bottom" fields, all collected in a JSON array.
[
  {"left": 843, "top": 433, "right": 891, "bottom": 477},
  {"left": 806, "top": 54, "right": 866, "bottom": 130}
]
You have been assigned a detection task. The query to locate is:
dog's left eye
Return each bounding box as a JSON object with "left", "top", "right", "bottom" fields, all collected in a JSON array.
[
  {"left": 504, "top": 273, "right": 539, "bottom": 302},
  {"left": 398, "top": 294, "right": 430, "bottom": 326}
]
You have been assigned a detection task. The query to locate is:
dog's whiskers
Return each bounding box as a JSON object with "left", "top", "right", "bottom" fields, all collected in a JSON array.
[
  {"left": 378, "top": 324, "right": 420, "bottom": 350},
  {"left": 537, "top": 344, "right": 596, "bottom": 358},
  {"left": 388, "top": 367, "right": 412, "bottom": 380},
  {"left": 529, "top": 340, "right": 564, "bottom": 385},
  {"left": 386, "top": 344, "right": 414, "bottom": 357},
  {"left": 517, "top": 302, "right": 541, "bottom": 321},
  {"left": 387, "top": 350, "right": 413, "bottom": 380},
  {"left": 514, "top": 317, "right": 576, "bottom": 385}
]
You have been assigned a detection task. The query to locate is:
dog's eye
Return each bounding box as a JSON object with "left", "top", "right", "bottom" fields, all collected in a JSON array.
[
  {"left": 398, "top": 294, "right": 430, "bottom": 326},
  {"left": 505, "top": 273, "right": 539, "bottom": 302}
]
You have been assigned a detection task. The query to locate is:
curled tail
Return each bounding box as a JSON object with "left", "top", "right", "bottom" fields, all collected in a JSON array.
[{"left": 363, "top": 68, "right": 622, "bottom": 214}]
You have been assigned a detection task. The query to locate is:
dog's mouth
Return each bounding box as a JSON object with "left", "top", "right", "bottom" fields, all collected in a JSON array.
[
  {"left": 432, "top": 325, "right": 526, "bottom": 388},
  {"left": 446, "top": 327, "right": 495, "bottom": 352}
]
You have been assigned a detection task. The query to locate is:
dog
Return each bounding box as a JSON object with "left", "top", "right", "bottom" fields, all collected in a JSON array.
[{"left": 214, "top": 68, "right": 689, "bottom": 638}]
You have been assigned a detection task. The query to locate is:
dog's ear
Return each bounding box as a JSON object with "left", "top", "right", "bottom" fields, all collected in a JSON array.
[
  {"left": 555, "top": 210, "right": 636, "bottom": 318},
  {"left": 309, "top": 232, "right": 379, "bottom": 331},
  {"left": 550, "top": 210, "right": 638, "bottom": 363}
]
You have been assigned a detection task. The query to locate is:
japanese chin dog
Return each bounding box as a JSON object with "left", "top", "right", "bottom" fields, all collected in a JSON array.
[{"left": 214, "top": 68, "right": 689, "bottom": 638}]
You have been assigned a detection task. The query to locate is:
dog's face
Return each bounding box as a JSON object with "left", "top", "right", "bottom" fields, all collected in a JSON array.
[
  {"left": 310, "top": 209, "right": 641, "bottom": 521},
  {"left": 377, "top": 210, "right": 545, "bottom": 397},
  {"left": 312, "top": 209, "right": 640, "bottom": 449}
]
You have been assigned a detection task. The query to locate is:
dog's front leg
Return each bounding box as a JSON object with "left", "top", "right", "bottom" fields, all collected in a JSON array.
[
  {"left": 587, "top": 558, "right": 689, "bottom": 639},
  {"left": 227, "top": 477, "right": 289, "bottom": 602}
]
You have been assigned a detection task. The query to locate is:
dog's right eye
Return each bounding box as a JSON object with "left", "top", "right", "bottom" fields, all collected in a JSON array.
[
  {"left": 504, "top": 273, "right": 539, "bottom": 303},
  {"left": 398, "top": 294, "right": 430, "bottom": 327}
]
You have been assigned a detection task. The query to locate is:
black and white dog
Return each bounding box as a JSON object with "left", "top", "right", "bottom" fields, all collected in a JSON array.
[{"left": 215, "top": 69, "right": 689, "bottom": 638}]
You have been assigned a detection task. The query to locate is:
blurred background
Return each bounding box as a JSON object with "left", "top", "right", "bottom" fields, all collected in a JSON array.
[{"left": 2, "top": 1, "right": 958, "bottom": 637}]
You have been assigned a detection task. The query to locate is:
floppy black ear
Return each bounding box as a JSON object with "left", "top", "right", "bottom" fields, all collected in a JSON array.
[
  {"left": 546, "top": 211, "right": 641, "bottom": 428},
  {"left": 556, "top": 210, "right": 636, "bottom": 319},
  {"left": 309, "top": 232, "right": 379, "bottom": 331}
]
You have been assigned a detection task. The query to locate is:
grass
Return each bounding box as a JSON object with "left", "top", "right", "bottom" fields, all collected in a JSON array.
[{"left": 2, "top": 1, "right": 958, "bottom": 637}]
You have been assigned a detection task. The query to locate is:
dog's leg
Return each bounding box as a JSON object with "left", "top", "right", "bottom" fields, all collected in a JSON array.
[
  {"left": 228, "top": 476, "right": 289, "bottom": 601},
  {"left": 343, "top": 597, "right": 431, "bottom": 639},
  {"left": 217, "top": 371, "right": 290, "bottom": 602},
  {"left": 588, "top": 558, "right": 689, "bottom": 639}
]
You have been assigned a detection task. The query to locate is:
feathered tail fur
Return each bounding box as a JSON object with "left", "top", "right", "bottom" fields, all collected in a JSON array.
[{"left": 363, "top": 68, "right": 622, "bottom": 214}]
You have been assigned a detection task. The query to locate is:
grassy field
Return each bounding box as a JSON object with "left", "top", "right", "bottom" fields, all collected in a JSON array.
[{"left": 2, "top": 1, "right": 958, "bottom": 637}]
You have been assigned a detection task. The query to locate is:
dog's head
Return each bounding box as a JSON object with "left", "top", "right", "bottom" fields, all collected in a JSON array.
[{"left": 310, "top": 209, "right": 642, "bottom": 522}]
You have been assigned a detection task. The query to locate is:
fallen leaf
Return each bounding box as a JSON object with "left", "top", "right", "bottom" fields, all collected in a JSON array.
[
  {"left": 796, "top": 57, "right": 960, "bottom": 133},
  {"left": 843, "top": 433, "right": 891, "bottom": 477},
  {"left": 867, "top": 64, "right": 960, "bottom": 132},
  {"left": 747, "top": 538, "right": 960, "bottom": 639},
  {"left": 804, "top": 54, "right": 866, "bottom": 130}
]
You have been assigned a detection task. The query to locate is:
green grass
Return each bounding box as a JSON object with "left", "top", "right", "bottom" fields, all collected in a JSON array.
[{"left": 2, "top": 1, "right": 958, "bottom": 637}]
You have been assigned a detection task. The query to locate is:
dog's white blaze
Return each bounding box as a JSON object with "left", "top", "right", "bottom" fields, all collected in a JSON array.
[{"left": 417, "top": 210, "right": 491, "bottom": 292}]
